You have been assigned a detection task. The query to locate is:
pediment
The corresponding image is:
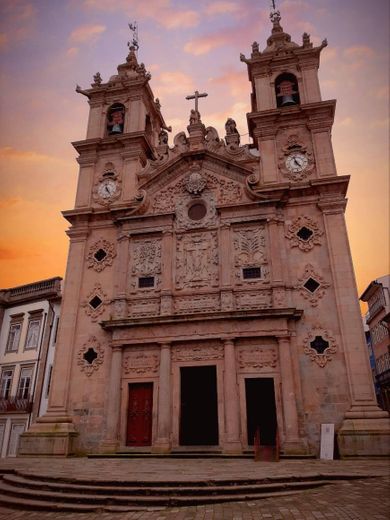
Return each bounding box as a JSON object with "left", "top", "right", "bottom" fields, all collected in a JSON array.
[{"left": 138, "top": 150, "right": 256, "bottom": 217}]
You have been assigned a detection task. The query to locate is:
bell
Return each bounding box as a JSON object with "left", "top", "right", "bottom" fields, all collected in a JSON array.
[{"left": 281, "top": 95, "right": 296, "bottom": 106}]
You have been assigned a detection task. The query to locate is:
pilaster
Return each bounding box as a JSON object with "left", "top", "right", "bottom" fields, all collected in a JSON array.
[
  {"left": 19, "top": 227, "right": 89, "bottom": 456},
  {"left": 101, "top": 346, "right": 123, "bottom": 452},
  {"left": 318, "top": 199, "right": 390, "bottom": 456},
  {"left": 160, "top": 230, "right": 174, "bottom": 315},
  {"left": 153, "top": 342, "right": 172, "bottom": 453},
  {"left": 220, "top": 224, "right": 234, "bottom": 311},
  {"left": 223, "top": 339, "right": 242, "bottom": 453},
  {"left": 277, "top": 336, "right": 307, "bottom": 454}
]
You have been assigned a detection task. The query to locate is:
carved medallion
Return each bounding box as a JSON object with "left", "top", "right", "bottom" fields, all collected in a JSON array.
[
  {"left": 77, "top": 336, "right": 104, "bottom": 376},
  {"left": 303, "top": 326, "right": 337, "bottom": 367},
  {"left": 285, "top": 216, "right": 323, "bottom": 251},
  {"left": 296, "top": 264, "right": 330, "bottom": 306},
  {"left": 86, "top": 239, "right": 116, "bottom": 272},
  {"left": 82, "top": 283, "right": 108, "bottom": 322},
  {"left": 185, "top": 166, "right": 207, "bottom": 195}
]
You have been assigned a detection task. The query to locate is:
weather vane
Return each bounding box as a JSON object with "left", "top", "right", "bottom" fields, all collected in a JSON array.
[{"left": 128, "top": 21, "right": 139, "bottom": 53}]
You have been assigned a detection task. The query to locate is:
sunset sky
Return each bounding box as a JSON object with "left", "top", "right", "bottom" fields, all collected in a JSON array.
[{"left": 0, "top": 0, "right": 388, "bottom": 308}]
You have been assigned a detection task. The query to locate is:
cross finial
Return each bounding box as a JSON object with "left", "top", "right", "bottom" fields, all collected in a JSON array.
[
  {"left": 185, "top": 90, "right": 208, "bottom": 112},
  {"left": 128, "top": 21, "right": 139, "bottom": 53}
]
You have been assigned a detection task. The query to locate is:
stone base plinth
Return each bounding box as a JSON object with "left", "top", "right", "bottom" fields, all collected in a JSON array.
[
  {"left": 18, "top": 419, "right": 78, "bottom": 457},
  {"left": 223, "top": 441, "right": 243, "bottom": 454},
  {"left": 151, "top": 440, "right": 171, "bottom": 454},
  {"left": 99, "top": 440, "right": 120, "bottom": 454},
  {"left": 282, "top": 438, "right": 309, "bottom": 456},
  {"left": 337, "top": 413, "right": 390, "bottom": 457}
]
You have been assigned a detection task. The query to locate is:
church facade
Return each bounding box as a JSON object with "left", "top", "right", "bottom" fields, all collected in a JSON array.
[{"left": 20, "top": 12, "right": 389, "bottom": 457}]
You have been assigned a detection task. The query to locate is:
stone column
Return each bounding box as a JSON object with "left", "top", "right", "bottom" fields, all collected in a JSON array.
[
  {"left": 153, "top": 342, "right": 172, "bottom": 453},
  {"left": 223, "top": 339, "right": 242, "bottom": 453},
  {"left": 160, "top": 230, "right": 173, "bottom": 315},
  {"left": 102, "top": 346, "right": 123, "bottom": 452},
  {"left": 19, "top": 228, "right": 88, "bottom": 455},
  {"left": 220, "top": 223, "right": 234, "bottom": 311},
  {"left": 278, "top": 337, "right": 306, "bottom": 454}
]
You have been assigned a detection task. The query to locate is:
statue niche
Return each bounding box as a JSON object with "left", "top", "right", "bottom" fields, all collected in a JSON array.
[
  {"left": 107, "top": 103, "right": 125, "bottom": 135},
  {"left": 275, "top": 73, "right": 300, "bottom": 107}
]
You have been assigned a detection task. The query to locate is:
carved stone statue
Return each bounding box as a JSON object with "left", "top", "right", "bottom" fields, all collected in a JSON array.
[
  {"left": 225, "top": 118, "right": 240, "bottom": 146},
  {"left": 92, "top": 72, "right": 102, "bottom": 86},
  {"left": 225, "top": 118, "right": 239, "bottom": 135},
  {"left": 189, "top": 109, "right": 201, "bottom": 125},
  {"left": 159, "top": 129, "right": 168, "bottom": 145},
  {"left": 251, "top": 41, "right": 260, "bottom": 55}
]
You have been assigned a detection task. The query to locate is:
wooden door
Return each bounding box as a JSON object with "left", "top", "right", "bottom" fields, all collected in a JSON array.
[{"left": 126, "top": 383, "right": 153, "bottom": 446}]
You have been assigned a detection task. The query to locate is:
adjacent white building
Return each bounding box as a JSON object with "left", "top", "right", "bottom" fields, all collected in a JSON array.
[{"left": 0, "top": 277, "right": 62, "bottom": 456}]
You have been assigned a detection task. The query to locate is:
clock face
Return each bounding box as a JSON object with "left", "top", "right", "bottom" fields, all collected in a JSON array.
[
  {"left": 98, "top": 178, "right": 117, "bottom": 199},
  {"left": 285, "top": 152, "right": 308, "bottom": 173}
]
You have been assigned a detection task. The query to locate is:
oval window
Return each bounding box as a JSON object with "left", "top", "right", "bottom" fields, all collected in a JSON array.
[{"left": 188, "top": 202, "right": 207, "bottom": 221}]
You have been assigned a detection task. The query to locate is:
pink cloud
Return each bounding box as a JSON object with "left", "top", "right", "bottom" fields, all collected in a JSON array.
[
  {"left": 209, "top": 68, "right": 248, "bottom": 97},
  {"left": 154, "top": 71, "right": 194, "bottom": 96},
  {"left": 184, "top": 32, "right": 230, "bottom": 56},
  {"left": 69, "top": 23, "right": 106, "bottom": 44},
  {"left": 82, "top": 0, "right": 199, "bottom": 29},
  {"left": 204, "top": 1, "right": 240, "bottom": 16},
  {"left": 0, "top": 1, "right": 36, "bottom": 50},
  {"left": 344, "top": 45, "right": 374, "bottom": 60}
]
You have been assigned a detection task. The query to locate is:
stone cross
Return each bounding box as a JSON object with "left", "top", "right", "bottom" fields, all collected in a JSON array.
[{"left": 185, "top": 90, "right": 208, "bottom": 112}]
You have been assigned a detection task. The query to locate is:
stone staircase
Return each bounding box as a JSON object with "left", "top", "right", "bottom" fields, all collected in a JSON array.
[{"left": 0, "top": 469, "right": 361, "bottom": 513}]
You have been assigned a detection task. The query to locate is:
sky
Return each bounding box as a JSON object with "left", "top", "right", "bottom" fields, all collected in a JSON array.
[{"left": 0, "top": 0, "right": 388, "bottom": 310}]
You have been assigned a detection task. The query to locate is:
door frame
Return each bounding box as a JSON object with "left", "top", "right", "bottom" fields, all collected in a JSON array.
[
  {"left": 238, "top": 374, "right": 283, "bottom": 450},
  {"left": 172, "top": 360, "right": 224, "bottom": 448}
]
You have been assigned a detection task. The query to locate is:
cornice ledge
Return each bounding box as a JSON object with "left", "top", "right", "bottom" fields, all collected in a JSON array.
[{"left": 101, "top": 308, "right": 303, "bottom": 329}]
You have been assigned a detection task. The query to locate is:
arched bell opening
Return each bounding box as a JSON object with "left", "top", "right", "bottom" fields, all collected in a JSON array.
[
  {"left": 107, "top": 103, "right": 125, "bottom": 135},
  {"left": 275, "top": 73, "right": 300, "bottom": 107}
]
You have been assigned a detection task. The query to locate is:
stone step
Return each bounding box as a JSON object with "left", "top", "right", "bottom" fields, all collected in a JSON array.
[
  {"left": 0, "top": 481, "right": 325, "bottom": 512},
  {"left": 3, "top": 473, "right": 328, "bottom": 497}
]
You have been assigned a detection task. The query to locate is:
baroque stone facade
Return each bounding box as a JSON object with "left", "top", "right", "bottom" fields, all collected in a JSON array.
[{"left": 19, "top": 11, "right": 389, "bottom": 459}]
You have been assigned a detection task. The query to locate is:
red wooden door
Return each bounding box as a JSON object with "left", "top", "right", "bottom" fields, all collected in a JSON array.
[{"left": 126, "top": 383, "right": 153, "bottom": 446}]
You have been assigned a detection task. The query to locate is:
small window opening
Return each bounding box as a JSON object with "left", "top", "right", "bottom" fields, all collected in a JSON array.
[
  {"left": 83, "top": 348, "right": 98, "bottom": 365},
  {"left": 310, "top": 336, "right": 329, "bottom": 354},
  {"left": 94, "top": 249, "right": 107, "bottom": 262},
  {"left": 297, "top": 226, "right": 313, "bottom": 241},
  {"left": 139, "top": 276, "right": 155, "bottom": 288},
  {"left": 107, "top": 103, "right": 125, "bottom": 135},
  {"left": 89, "top": 296, "right": 103, "bottom": 309},
  {"left": 275, "top": 73, "right": 300, "bottom": 107},
  {"left": 243, "top": 267, "right": 261, "bottom": 280},
  {"left": 304, "top": 278, "right": 320, "bottom": 293}
]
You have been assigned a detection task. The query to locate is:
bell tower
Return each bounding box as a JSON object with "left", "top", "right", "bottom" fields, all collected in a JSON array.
[
  {"left": 242, "top": 9, "right": 335, "bottom": 185},
  {"left": 240, "top": 7, "right": 390, "bottom": 457}
]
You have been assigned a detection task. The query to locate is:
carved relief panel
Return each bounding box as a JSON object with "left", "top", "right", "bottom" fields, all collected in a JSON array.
[
  {"left": 172, "top": 343, "right": 223, "bottom": 362},
  {"left": 233, "top": 226, "right": 269, "bottom": 286},
  {"left": 175, "top": 231, "right": 219, "bottom": 290},
  {"left": 238, "top": 345, "right": 278, "bottom": 372},
  {"left": 129, "top": 237, "right": 162, "bottom": 292},
  {"left": 123, "top": 347, "right": 160, "bottom": 377}
]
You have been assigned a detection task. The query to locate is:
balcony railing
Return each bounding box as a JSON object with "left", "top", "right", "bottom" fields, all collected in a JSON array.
[
  {"left": 0, "top": 277, "right": 62, "bottom": 304},
  {"left": 375, "top": 352, "right": 390, "bottom": 377},
  {"left": 0, "top": 397, "right": 33, "bottom": 413}
]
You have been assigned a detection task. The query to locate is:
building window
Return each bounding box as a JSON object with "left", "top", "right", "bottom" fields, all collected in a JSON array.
[
  {"left": 45, "top": 365, "right": 53, "bottom": 398},
  {"left": 0, "top": 368, "right": 14, "bottom": 399},
  {"left": 53, "top": 317, "right": 59, "bottom": 345},
  {"left": 6, "top": 323, "right": 22, "bottom": 353},
  {"left": 242, "top": 267, "right": 261, "bottom": 280},
  {"left": 17, "top": 367, "right": 33, "bottom": 400},
  {"left": 24, "top": 319, "right": 41, "bottom": 350},
  {"left": 139, "top": 276, "right": 155, "bottom": 288}
]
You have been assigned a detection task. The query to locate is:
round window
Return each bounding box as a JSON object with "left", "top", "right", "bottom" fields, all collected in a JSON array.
[{"left": 188, "top": 202, "right": 207, "bottom": 221}]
